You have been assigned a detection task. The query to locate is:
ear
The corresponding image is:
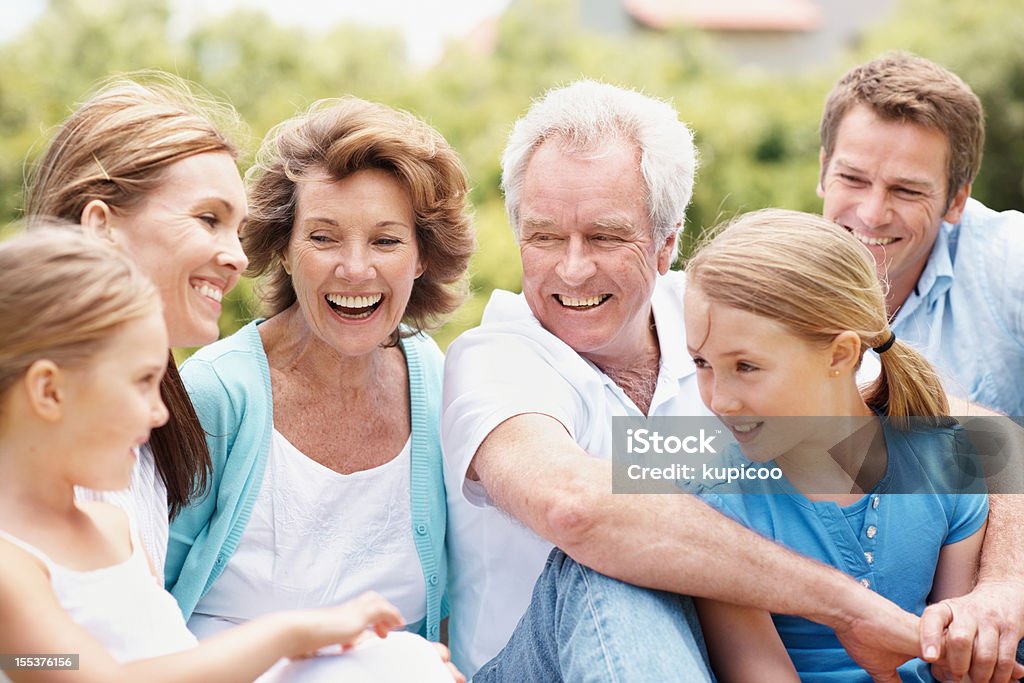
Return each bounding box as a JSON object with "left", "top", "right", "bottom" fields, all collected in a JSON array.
[
  {"left": 816, "top": 148, "right": 827, "bottom": 199},
  {"left": 942, "top": 183, "right": 971, "bottom": 225},
  {"left": 280, "top": 250, "right": 292, "bottom": 276},
  {"left": 656, "top": 230, "right": 679, "bottom": 275},
  {"left": 414, "top": 254, "right": 427, "bottom": 280},
  {"left": 828, "top": 331, "right": 862, "bottom": 377},
  {"left": 80, "top": 199, "right": 116, "bottom": 241},
  {"left": 23, "top": 360, "right": 66, "bottom": 422}
]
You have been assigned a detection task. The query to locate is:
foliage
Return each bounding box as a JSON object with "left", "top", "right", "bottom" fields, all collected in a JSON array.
[{"left": 1, "top": 0, "right": 1020, "bottom": 349}]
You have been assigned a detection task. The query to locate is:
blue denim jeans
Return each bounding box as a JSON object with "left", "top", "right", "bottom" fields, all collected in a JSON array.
[{"left": 473, "top": 548, "right": 714, "bottom": 682}]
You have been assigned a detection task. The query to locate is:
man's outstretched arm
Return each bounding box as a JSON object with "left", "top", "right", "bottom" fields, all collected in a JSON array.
[{"left": 471, "top": 412, "right": 921, "bottom": 681}]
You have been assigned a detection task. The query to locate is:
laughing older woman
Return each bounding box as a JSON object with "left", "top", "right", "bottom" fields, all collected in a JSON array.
[{"left": 165, "top": 97, "right": 474, "bottom": 647}]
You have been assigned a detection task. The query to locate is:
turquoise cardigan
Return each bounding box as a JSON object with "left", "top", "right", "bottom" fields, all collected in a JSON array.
[{"left": 165, "top": 321, "right": 448, "bottom": 641}]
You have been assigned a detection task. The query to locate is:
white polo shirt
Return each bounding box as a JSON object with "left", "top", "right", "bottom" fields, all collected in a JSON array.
[{"left": 441, "top": 270, "right": 708, "bottom": 677}]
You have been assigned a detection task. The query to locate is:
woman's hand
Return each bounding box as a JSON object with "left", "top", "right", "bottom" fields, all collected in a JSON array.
[{"left": 431, "top": 642, "right": 467, "bottom": 683}]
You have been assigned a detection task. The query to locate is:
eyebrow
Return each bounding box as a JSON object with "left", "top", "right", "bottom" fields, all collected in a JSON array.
[
  {"left": 685, "top": 346, "right": 753, "bottom": 358},
  {"left": 300, "top": 217, "right": 413, "bottom": 229}
]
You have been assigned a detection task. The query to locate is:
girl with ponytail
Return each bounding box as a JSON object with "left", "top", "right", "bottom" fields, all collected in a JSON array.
[{"left": 683, "top": 209, "right": 987, "bottom": 682}]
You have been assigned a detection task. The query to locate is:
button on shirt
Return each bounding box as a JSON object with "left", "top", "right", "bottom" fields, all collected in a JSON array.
[
  {"left": 890, "top": 198, "right": 1024, "bottom": 416},
  {"left": 441, "top": 270, "right": 708, "bottom": 677}
]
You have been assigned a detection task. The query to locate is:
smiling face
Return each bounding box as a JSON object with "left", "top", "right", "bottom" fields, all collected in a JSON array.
[
  {"left": 62, "top": 308, "right": 170, "bottom": 490},
  {"left": 517, "top": 138, "right": 676, "bottom": 368},
  {"left": 684, "top": 284, "right": 844, "bottom": 461},
  {"left": 283, "top": 168, "right": 423, "bottom": 358},
  {"left": 102, "top": 151, "right": 248, "bottom": 347},
  {"left": 818, "top": 105, "right": 969, "bottom": 310}
]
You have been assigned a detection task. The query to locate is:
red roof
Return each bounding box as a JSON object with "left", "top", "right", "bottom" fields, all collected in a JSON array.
[{"left": 622, "top": 0, "right": 823, "bottom": 32}]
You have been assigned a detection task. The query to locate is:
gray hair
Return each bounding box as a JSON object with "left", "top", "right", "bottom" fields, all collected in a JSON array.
[{"left": 501, "top": 79, "right": 698, "bottom": 247}]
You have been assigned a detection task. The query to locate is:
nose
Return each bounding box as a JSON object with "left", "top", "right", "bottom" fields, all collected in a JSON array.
[
  {"left": 335, "top": 243, "right": 376, "bottom": 283},
  {"left": 855, "top": 186, "right": 892, "bottom": 229},
  {"left": 217, "top": 231, "right": 249, "bottom": 273},
  {"left": 554, "top": 236, "right": 597, "bottom": 286},
  {"left": 709, "top": 376, "right": 743, "bottom": 416},
  {"left": 151, "top": 393, "right": 169, "bottom": 429}
]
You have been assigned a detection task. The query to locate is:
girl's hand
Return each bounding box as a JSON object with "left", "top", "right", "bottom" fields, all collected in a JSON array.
[{"left": 300, "top": 591, "right": 404, "bottom": 653}]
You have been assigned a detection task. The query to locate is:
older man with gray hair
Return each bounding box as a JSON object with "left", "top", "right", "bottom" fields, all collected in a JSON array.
[{"left": 442, "top": 80, "right": 938, "bottom": 682}]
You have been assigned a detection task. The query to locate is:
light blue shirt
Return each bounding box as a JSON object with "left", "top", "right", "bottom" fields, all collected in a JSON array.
[
  {"left": 891, "top": 198, "right": 1024, "bottom": 416},
  {"left": 686, "top": 421, "right": 988, "bottom": 683}
]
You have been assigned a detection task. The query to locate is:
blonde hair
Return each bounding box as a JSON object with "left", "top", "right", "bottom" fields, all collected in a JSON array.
[
  {"left": 686, "top": 209, "right": 948, "bottom": 420},
  {"left": 245, "top": 97, "right": 475, "bottom": 340},
  {"left": 0, "top": 227, "right": 160, "bottom": 397},
  {"left": 24, "top": 71, "right": 242, "bottom": 223},
  {"left": 20, "top": 71, "right": 238, "bottom": 517}
]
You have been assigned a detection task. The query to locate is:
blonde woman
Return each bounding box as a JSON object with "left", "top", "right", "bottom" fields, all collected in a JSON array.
[{"left": 24, "top": 73, "right": 249, "bottom": 575}]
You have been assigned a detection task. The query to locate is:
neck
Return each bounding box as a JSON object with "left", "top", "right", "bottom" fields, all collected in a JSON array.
[
  {"left": 883, "top": 262, "right": 929, "bottom": 317},
  {"left": 586, "top": 313, "right": 661, "bottom": 415},
  {"left": 262, "top": 306, "right": 393, "bottom": 392},
  {"left": 0, "top": 430, "right": 78, "bottom": 519}
]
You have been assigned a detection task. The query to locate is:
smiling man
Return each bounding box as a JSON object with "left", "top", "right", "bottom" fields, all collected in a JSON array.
[
  {"left": 817, "top": 52, "right": 1024, "bottom": 417},
  {"left": 441, "top": 80, "right": 945, "bottom": 682}
]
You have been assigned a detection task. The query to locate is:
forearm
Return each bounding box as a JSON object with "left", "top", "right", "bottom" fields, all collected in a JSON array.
[
  {"left": 118, "top": 613, "right": 303, "bottom": 683},
  {"left": 977, "top": 494, "right": 1024, "bottom": 585}
]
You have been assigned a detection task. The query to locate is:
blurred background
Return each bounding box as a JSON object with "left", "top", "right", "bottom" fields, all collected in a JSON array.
[{"left": 1, "top": 0, "right": 1021, "bottom": 348}]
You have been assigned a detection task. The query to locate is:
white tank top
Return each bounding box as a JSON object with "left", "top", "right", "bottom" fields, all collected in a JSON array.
[
  {"left": 190, "top": 429, "right": 425, "bottom": 638},
  {"left": 0, "top": 519, "right": 196, "bottom": 674}
]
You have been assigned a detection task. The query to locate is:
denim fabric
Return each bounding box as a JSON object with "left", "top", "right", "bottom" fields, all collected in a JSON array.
[{"left": 474, "top": 549, "right": 714, "bottom": 682}]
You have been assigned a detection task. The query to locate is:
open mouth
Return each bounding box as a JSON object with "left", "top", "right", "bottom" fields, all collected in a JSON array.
[
  {"left": 555, "top": 294, "right": 611, "bottom": 310},
  {"left": 326, "top": 293, "right": 383, "bottom": 320},
  {"left": 844, "top": 227, "right": 898, "bottom": 247},
  {"left": 192, "top": 282, "right": 224, "bottom": 303},
  {"left": 723, "top": 420, "right": 764, "bottom": 442}
]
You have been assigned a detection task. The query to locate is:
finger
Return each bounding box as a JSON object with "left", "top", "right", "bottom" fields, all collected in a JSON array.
[
  {"left": 432, "top": 642, "right": 452, "bottom": 662},
  {"left": 967, "top": 625, "right": 1000, "bottom": 683},
  {"left": 943, "top": 615, "right": 979, "bottom": 681},
  {"left": 988, "top": 632, "right": 1023, "bottom": 683},
  {"left": 920, "top": 602, "right": 955, "bottom": 661},
  {"left": 448, "top": 662, "right": 467, "bottom": 683}
]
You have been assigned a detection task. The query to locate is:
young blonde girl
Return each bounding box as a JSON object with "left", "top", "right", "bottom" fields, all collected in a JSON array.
[
  {"left": 684, "top": 209, "right": 988, "bottom": 682},
  {"left": 0, "top": 229, "right": 404, "bottom": 682}
]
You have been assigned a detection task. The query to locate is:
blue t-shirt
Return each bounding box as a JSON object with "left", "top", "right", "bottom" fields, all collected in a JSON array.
[{"left": 686, "top": 421, "right": 988, "bottom": 682}]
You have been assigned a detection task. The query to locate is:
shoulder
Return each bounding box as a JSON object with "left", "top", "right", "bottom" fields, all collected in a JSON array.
[
  {"left": 181, "top": 321, "right": 269, "bottom": 401},
  {"left": 956, "top": 199, "right": 1024, "bottom": 281}
]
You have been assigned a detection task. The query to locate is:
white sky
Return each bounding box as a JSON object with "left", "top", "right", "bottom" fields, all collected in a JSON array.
[{"left": 1, "top": 0, "right": 512, "bottom": 66}]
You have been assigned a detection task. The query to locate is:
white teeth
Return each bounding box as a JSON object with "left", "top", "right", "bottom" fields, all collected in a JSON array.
[
  {"left": 326, "top": 293, "right": 383, "bottom": 308},
  {"left": 558, "top": 294, "right": 607, "bottom": 308},
  {"left": 732, "top": 423, "right": 761, "bottom": 433},
  {"left": 851, "top": 232, "right": 897, "bottom": 247},
  {"left": 194, "top": 284, "right": 223, "bottom": 303}
]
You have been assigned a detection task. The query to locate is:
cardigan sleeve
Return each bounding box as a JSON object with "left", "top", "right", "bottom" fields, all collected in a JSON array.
[{"left": 164, "top": 356, "right": 240, "bottom": 599}]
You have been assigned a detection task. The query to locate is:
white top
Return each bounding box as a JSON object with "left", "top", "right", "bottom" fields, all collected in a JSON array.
[
  {"left": 0, "top": 515, "right": 196, "bottom": 677},
  {"left": 259, "top": 632, "right": 454, "bottom": 683},
  {"left": 76, "top": 444, "right": 169, "bottom": 576},
  {"left": 189, "top": 430, "right": 425, "bottom": 638},
  {"left": 441, "top": 270, "right": 709, "bottom": 675}
]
